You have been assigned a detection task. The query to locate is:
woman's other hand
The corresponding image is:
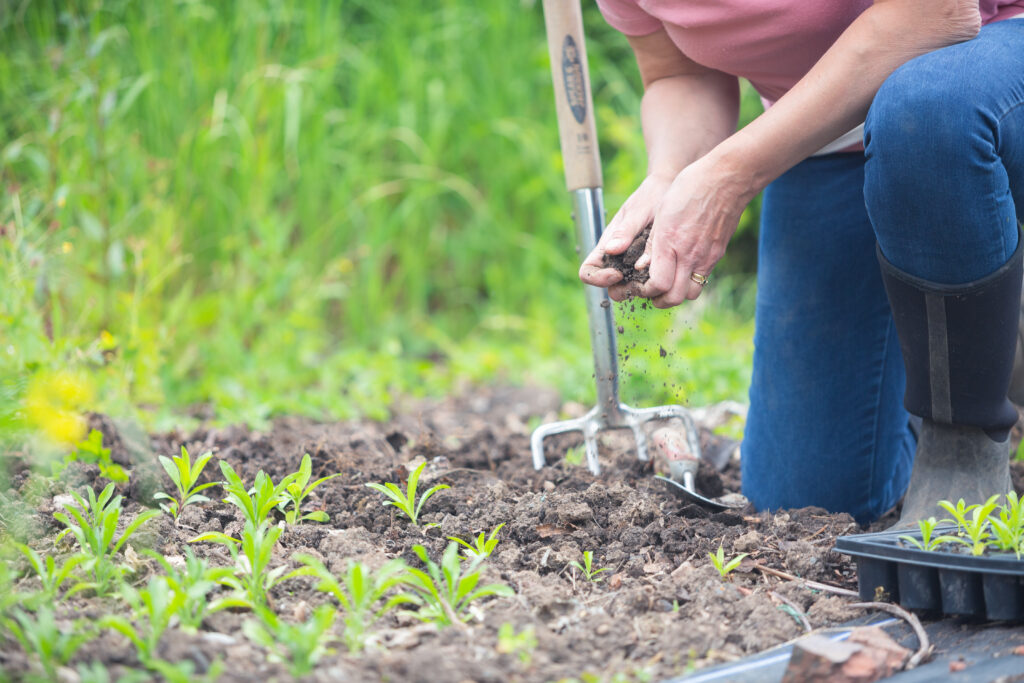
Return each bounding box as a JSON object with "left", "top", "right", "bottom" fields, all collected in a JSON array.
[
  {"left": 578, "top": 173, "right": 672, "bottom": 296},
  {"left": 636, "top": 154, "right": 754, "bottom": 308}
]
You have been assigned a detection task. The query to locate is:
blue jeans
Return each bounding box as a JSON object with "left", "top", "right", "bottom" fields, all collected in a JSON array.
[{"left": 742, "top": 19, "right": 1024, "bottom": 524}]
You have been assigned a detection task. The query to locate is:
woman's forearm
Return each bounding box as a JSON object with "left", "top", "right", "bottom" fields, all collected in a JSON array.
[
  {"left": 711, "top": 0, "right": 980, "bottom": 197},
  {"left": 642, "top": 72, "right": 739, "bottom": 180}
]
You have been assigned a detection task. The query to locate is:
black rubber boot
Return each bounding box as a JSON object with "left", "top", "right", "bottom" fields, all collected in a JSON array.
[
  {"left": 878, "top": 236, "right": 1022, "bottom": 525},
  {"left": 1008, "top": 285, "right": 1024, "bottom": 406}
]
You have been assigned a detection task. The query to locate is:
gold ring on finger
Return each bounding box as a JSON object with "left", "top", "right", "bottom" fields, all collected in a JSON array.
[{"left": 689, "top": 271, "right": 709, "bottom": 286}]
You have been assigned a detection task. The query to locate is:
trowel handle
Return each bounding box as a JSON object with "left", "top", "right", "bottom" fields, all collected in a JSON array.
[
  {"left": 669, "top": 453, "right": 700, "bottom": 491},
  {"left": 542, "top": 0, "right": 603, "bottom": 192}
]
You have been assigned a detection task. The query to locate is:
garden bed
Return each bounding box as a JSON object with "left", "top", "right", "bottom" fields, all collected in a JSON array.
[{"left": 5, "top": 387, "right": 1024, "bottom": 682}]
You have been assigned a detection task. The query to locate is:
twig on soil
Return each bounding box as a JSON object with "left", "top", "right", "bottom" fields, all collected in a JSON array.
[
  {"left": 752, "top": 563, "right": 859, "bottom": 598},
  {"left": 769, "top": 591, "right": 811, "bottom": 633},
  {"left": 850, "top": 601, "right": 931, "bottom": 669}
]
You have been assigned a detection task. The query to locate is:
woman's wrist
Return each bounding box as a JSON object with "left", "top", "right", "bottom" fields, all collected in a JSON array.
[{"left": 694, "top": 140, "right": 764, "bottom": 206}]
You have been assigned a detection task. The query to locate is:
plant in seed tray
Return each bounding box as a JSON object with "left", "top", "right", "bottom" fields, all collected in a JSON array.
[
  {"left": 939, "top": 495, "right": 1000, "bottom": 556},
  {"left": 289, "top": 554, "right": 413, "bottom": 653},
  {"left": 569, "top": 551, "right": 611, "bottom": 583},
  {"left": 2, "top": 606, "right": 95, "bottom": 681},
  {"left": 53, "top": 483, "right": 159, "bottom": 595},
  {"left": 448, "top": 522, "right": 505, "bottom": 569},
  {"left": 278, "top": 453, "right": 341, "bottom": 524},
  {"left": 988, "top": 492, "right": 1024, "bottom": 557},
  {"left": 243, "top": 604, "right": 336, "bottom": 677},
  {"left": 365, "top": 460, "right": 449, "bottom": 528},
  {"left": 190, "top": 520, "right": 289, "bottom": 608},
  {"left": 709, "top": 545, "right": 748, "bottom": 580},
  {"left": 898, "top": 517, "right": 958, "bottom": 552},
  {"left": 154, "top": 446, "right": 217, "bottom": 522},
  {"left": 399, "top": 542, "right": 513, "bottom": 626}
]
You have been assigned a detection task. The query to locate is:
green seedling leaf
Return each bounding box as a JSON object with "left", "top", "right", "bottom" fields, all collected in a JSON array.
[
  {"left": 279, "top": 453, "right": 341, "bottom": 525},
  {"left": 366, "top": 461, "right": 449, "bottom": 527},
  {"left": 569, "top": 550, "right": 611, "bottom": 583},
  {"left": 708, "top": 545, "right": 748, "bottom": 580},
  {"left": 155, "top": 446, "right": 216, "bottom": 521}
]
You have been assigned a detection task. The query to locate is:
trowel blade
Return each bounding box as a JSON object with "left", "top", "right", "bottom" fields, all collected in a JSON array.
[{"left": 655, "top": 474, "right": 746, "bottom": 511}]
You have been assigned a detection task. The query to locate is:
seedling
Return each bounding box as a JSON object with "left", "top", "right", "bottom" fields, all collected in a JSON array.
[
  {"left": 101, "top": 576, "right": 184, "bottom": 664},
  {"left": 365, "top": 461, "right": 449, "bottom": 528},
  {"left": 243, "top": 604, "right": 336, "bottom": 677},
  {"left": 146, "top": 547, "right": 247, "bottom": 630},
  {"left": 53, "top": 483, "right": 159, "bottom": 594},
  {"left": 16, "top": 544, "right": 89, "bottom": 600},
  {"left": 448, "top": 522, "right": 505, "bottom": 569},
  {"left": 941, "top": 495, "right": 1000, "bottom": 556},
  {"left": 496, "top": 622, "right": 537, "bottom": 665},
  {"left": 154, "top": 446, "right": 217, "bottom": 522},
  {"left": 3, "top": 606, "right": 95, "bottom": 681},
  {"left": 563, "top": 446, "right": 585, "bottom": 467},
  {"left": 937, "top": 497, "right": 982, "bottom": 535},
  {"left": 898, "top": 517, "right": 956, "bottom": 552},
  {"left": 988, "top": 492, "right": 1024, "bottom": 557},
  {"left": 61, "top": 429, "right": 128, "bottom": 484},
  {"left": 219, "top": 461, "right": 297, "bottom": 527},
  {"left": 399, "top": 542, "right": 513, "bottom": 626},
  {"left": 290, "top": 554, "right": 412, "bottom": 652},
  {"left": 569, "top": 551, "right": 611, "bottom": 583},
  {"left": 709, "top": 545, "right": 748, "bottom": 580},
  {"left": 191, "top": 519, "right": 289, "bottom": 607},
  {"left": 279, "top": 453, "right": 341, "bottom": 524}
]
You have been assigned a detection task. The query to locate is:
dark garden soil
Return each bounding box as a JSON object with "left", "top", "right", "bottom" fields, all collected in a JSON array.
[
  {"left": 7, "top": 387, "right": 1024, "bottom": 682},
  {"left": 603, "top": 224, "right": 651, "bottom": 285}
]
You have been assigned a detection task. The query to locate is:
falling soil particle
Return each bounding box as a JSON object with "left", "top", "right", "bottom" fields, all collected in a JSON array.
[
  {"left": 659, "top": 346, "right": 668, "bottom": 358},
  {"left": 602, "top": 223, "right": 651, "bottom": 285},
  {"left": 616, "top": 325, "right": 624, "bottom": 334}
]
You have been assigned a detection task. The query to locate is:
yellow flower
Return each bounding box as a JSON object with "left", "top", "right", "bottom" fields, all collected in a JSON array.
[
  {"left": 61, "top": 241, "right": 72, "bottom": 253},
  {"left": 24, "top": 370, "right": 94, "bottom": 446}
]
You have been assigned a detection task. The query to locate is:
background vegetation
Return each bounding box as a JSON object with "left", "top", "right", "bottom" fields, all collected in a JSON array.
[{"left": 0, "top": 0, "right": 761, "bottom": 451}]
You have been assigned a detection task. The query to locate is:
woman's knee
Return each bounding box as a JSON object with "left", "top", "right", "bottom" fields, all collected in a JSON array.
[{"left": 864, "top": 51, "right": 987, "bottom": 164}]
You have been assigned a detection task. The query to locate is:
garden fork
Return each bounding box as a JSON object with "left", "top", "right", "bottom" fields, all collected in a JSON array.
[{"left": 531, "top": 0, "right": 702, "bottom": 476}]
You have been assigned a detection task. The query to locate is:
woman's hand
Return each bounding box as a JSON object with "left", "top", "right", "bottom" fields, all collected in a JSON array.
[
  {"left": 578, "top": 173, "right": 672, "bottom": 291},
  {"left": 637, "top": 154, "right": 754, "bottom": 308}
]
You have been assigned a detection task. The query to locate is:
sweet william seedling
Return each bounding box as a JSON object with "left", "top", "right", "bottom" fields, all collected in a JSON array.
[
  {"left": 154, "top": 446, "right": 217, "bottom": 522},
  {"left": 448, "top": 522, "right": 505, "bottom": 569},
  {"left": 709, "top": 545, "right": 748, "bottom": 580},
  {"left": 569, "top": 551, "right": 610, "bottom": 583},
  {"left": 279, "top": 453, "right": 341, "bottom": 524},
  {"left": 54, "top": 483, "right": 159, "bottom": 595},
  {"left": 219, "top": 460, "right": 296, "bottom": 527},
  {"left": 289, "top": 554, "right": 412, "bottom": 653},
  {"left": 365, "top": 460, "right": 449, "bottom": 528},
  {"left": 399, "top": 542, "right": 514, "bottom": 626},
  {"left": 243, "top": 604, "right": 336, "bottom": 677}
]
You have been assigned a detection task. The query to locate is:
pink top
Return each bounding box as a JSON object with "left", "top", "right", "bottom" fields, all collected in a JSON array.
[{"left": 596, "top": 0, "right": 1024, "bottom": 105}]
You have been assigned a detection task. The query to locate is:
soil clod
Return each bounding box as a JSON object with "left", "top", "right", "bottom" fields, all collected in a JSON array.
[{"left": 602, "top": 223, "right": 651, "bottom": 285}]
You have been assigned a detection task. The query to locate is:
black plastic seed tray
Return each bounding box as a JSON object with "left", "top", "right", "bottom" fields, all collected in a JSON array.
[{"left": 834, "top": 526, "right": 1024, "bottom": 620}]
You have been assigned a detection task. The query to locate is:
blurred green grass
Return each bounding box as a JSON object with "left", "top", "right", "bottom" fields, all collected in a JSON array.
[{"left": 0, "top": 0, "right": 759, "bottom": 442}]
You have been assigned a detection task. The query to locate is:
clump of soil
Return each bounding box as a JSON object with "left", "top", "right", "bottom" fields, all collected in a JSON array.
[
  {"left": 9, "top": 388, "right": 1024, "bottom": 682},
  {"left": 603, "top": 223, "right": 651, "bottom": 285}
]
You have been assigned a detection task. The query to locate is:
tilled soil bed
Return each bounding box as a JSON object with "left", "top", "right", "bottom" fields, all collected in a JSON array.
[{"left": 7, "top": 387, "right": 1024, "bottom": 682}]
